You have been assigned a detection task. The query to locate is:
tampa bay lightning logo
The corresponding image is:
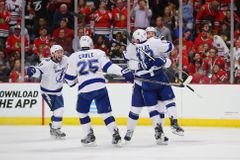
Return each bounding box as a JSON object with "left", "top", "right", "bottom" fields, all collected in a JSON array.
[{"left": 56, "top": 69, "right": 65, "bottom": 83}]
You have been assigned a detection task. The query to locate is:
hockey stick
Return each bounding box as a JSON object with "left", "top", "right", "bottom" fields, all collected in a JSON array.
[
  {"left": 123, "top": 30, "right": 202, "bottom": 98},
  {"left": 105, "top": 35, "right": 127, "bottom": 47},
  {"left": 135, "top": 77, "right": 186, "bottom": 87},
  {"left": 99, "top": 71, "right": 189, "bottom": 88}
]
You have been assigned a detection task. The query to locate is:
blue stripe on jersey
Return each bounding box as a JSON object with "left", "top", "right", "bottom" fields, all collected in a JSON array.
[
  {"left": 164, "top": 43, "right": 173, "bottom": 53},
  {"left": 102, "top": 61, "right": 112, "bottom": 72},
  {"left": 40, "top": 87, "right": 63, "bottom": 93},
  {"left": 78, "top": 78, "right": 105, "bottom": 91},
  {"left": 65, "top": 74, "right": 77, "bottom": 80}
]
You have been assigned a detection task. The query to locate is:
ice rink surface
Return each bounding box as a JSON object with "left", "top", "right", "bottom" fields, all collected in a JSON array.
[{"left": 0, "top": 126, "right": 240, "bottom": 160}]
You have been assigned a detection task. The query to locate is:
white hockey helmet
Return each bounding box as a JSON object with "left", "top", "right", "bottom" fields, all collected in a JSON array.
[
  {"left": 50, "top": 45, "right": 63, "bottom": 56},
  {"left": 145, "top": 26, "right": 157, "bottom": 33},
  {"left": 132, "top": 29, "right": 147, "bottom": 43},
  {"left": 79, "top": 36, "right": 93, "bottom": 49}
]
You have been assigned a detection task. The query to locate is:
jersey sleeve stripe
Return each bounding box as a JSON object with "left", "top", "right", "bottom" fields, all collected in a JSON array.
[
  {"left": 78, "top": 78, "right": 105, "bottom": 91},
  {"left": 102, "top": 61, "right": 113, "bottom": 72},
  {"left": 65, "top": 74, "right": 77, "bottom": 80}
]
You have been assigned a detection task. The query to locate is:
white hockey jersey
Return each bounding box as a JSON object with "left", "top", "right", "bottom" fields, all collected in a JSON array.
[
  {"left": 32, "top": 56, "right": 68, "bottom": 95},
  {"left": 124, "top": 37, "right": 174, "bottom": 77},
  {"left": 65, "top": 49, "right": 123, "bottom": 93},
  {"left": 213, "top": 35, "right": 229, "bottom": 56}
]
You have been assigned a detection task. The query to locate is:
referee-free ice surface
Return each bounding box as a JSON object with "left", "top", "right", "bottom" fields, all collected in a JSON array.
[{"left": 0, "top": 126, "right": 240, "bottom": 160}]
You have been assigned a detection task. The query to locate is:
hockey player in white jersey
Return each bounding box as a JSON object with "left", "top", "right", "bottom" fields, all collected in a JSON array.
[
  {"left": 123, "top": 29, "right": 174, "bottom": 145},
  {"left": 145, "top": 27, "right": 184, "bottom": 136},
  {"left": 64, "top": 36, "right": 134, "bottom": 146},
  {"left": 26, "top": 45, "right": 68, "bottom": 139}
]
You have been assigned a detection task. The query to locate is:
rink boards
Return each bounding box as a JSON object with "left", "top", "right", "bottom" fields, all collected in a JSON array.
[{"left": 0, "top": 83, "right": 240, "bottom": 127}]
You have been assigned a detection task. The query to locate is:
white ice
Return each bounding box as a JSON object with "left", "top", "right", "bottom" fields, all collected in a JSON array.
[{"left": 0, "top": 126, "right": 240, "bottom": 160}]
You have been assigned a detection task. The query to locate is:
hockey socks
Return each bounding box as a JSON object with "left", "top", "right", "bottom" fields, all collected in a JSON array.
[
  {"left": 166, "top": 102, "right": 177, "bottom": 119},
  {"left": 51, "top": 107, "right": 64, "bottom": 129}
]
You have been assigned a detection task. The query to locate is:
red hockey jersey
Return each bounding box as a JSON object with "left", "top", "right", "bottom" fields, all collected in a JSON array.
[
  {"left": 112, "top": 6, "right": 127, "bottom": 33},
  {"left": 33, "top": 36, "right": 51, "bottom": 58},
  {"left": 196, "top": 4, "right": 225, "bottom": 32},
  {"left": 92, "top": 9, "right": 112, "bottom": 34},
  {"left": 6, "top": 35, "right": 29, "bottom": 54},
  {"left": 0, "top": 10, "right": 10, "bottom": 37}
]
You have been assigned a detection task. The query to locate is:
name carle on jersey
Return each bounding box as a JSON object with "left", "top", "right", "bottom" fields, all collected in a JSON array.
[{"left": 66, "top": 49, "right": 109, "bottom": 93}]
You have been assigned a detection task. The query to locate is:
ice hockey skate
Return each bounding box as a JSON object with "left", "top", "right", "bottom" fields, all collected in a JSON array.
[
  {"left": 170, "top": 117, "right": 184, "bottom": 136},
  {"left": 154, "top": 123, "right": 168, "bottom": 145},
  {"left": 124, "top": 129, "right": 134, "bottom": 143},
  {"left": 49, "top": 123, "right": 66, "bottom": 139},
  {"left": 81, "top": 128, "right": 96, "bottom": 147},
  {"left": 112, "top": 128, "right": 122, "bottom": 146}
]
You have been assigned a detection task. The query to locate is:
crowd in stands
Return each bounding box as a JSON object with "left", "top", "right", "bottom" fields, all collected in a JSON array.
[{"left": 0, "top": 0, "right": 240, "bottom": 84}]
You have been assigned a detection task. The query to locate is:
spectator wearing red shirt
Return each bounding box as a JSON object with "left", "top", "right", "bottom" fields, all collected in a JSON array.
[
  {"left": 92, "top": 1, "right": 112, "bottom": 37},
  {"left": 112, "top": 0, "right": 127, "bottom": 35},
  {"left": 193, "top": 28, "right": 213, "bottom": 51},
  {"left": 32, "top": 27, "right": 51, "bottom": 60},
  {"left": 53, "top": 18, "right": 74, "bottom": 41},
  {"left": 195, "top": 0, "right": 225, "bottom": 33},
  {"left": 78, "top": 0, "right": 93, "bottom": 27},
  {"left": 176, "top": 30, "right": 193, "bottom": 57},
  {"left": 9, "top": 59, "right": 27, "bottom": 82},
  {"left": 169, "top": 47, "right": 189, "bottom": 71},
  {"left": 56, "top": 28, "right": 73, "bottom": 56},
  {"left": 192, "top": 65, "right": 209, "bottom": 84},
  {"left": 0, "top": 0, "right": 10, "bottom": 44},
  {"left": 5, "top": 25, "right": 30, "bottom": 56},
  {"left": 188, "top": 53, "right": 202, "bottom": 75},
  {"left": 202, "top": 47, "right": 225, "bottom": 76},
  {"left": 210, "top": 63, "right": 228, "bottom": 84}
]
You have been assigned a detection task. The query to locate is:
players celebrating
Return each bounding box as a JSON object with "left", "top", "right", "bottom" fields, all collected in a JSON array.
[
  {"left": 26, "top": 45, "right": 68, "bottom": 139},
  {"left": 124, "top": 29, "right": 175, "bottom": 145},
  {"left": 145, "top": 27, "right": 184, "bottom": 136},
  {"left": 64, "top": 36, "right": 134, "bottom": 146}
]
